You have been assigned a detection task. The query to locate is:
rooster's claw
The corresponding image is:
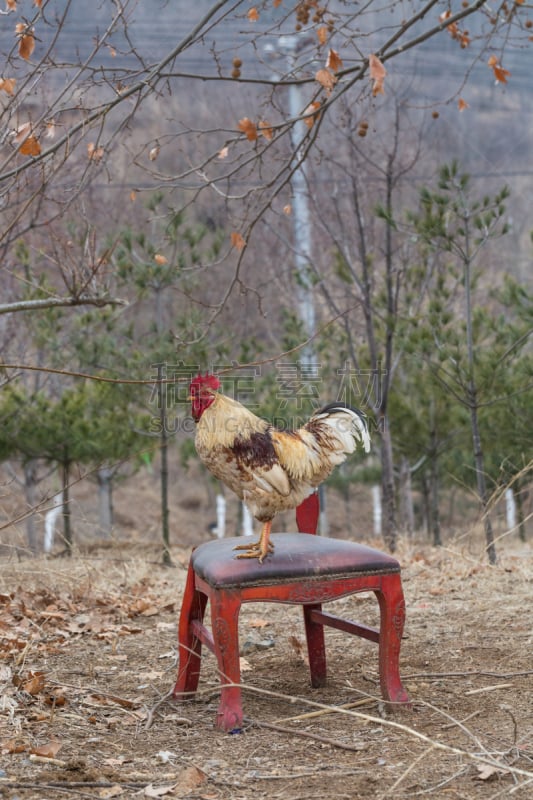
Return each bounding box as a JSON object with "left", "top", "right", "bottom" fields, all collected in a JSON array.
[{"left": 234, "top": 539, "right": 274, "bottom": 563}]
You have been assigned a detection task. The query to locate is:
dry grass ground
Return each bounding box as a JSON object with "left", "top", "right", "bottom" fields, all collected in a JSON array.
[{"left": 0, "top": 469, "right": 532, "bottom": 799}]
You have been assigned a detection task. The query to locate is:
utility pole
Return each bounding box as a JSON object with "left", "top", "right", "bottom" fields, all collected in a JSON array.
[
  {"left": 276, "top": 36, "right": 316, "bottom": 367},
  {"left": 268, "top": 36, "right": 328, "bottom": 534}
]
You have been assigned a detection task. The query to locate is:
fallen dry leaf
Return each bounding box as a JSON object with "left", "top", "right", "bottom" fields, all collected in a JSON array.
[
  {"left": 1, "top": 739, "right": 27, "bottom": 755},
  {"left": 21, "top": 670, "right": 46, "bottom": 695},
  {"left": 30, "top": 740, "right": 62, "bottom": 758},
  {"left": 99, "top": 786, "right": 124, "bottom": 799},
  {"left": 174, "top": 766, "right": 206, "bottom": 796},
  {"left": 248, "top": 618, "right": 270, "bottom": 628},
  {"left": 89, "top": 692, "right": 138, "bottom": 709},
  {"left": 476, "top": 763, "right": 504, "bottom": 781},
  {"left": 144, "top": 784, "right": 176, "bottom": 798}
]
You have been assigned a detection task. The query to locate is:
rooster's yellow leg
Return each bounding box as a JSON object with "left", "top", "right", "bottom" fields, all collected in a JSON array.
[{"left": 234, "top": 520, "right": 273, "bottom": 563}]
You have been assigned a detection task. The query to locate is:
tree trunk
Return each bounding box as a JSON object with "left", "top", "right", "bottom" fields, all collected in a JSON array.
[
  {"left": 429, "top": 448, "right": 442, "bottom": 547},
  {"left": 469, "top": 400, "right": 497, "bottom": 564},
  {"left": 372, "top": 484, "right": 381, "bottom": 538},
  {"left": 380, "top": 419, "right": 396, "bottom": 551},
  {"left": 97, "top": 466, "right": 114, "bottom": 537},
  {"left": 421, "top": 474, "right": 431, "bottom": 539},
  {"left": 23, "top": 460, "right": 39, "bottom": 553},
  {"left": 158, "top": 368, "right": 171, "bottom": 565},
  {"left": 62, "top": 460, "right": 72, "bottom": 555},
  {"left": 513, "top": 484, "right": 526, "bottom": 542},
  {"left": 44, "top": 493, "right": 62, "bottom": 553},
  {"left": 398, "top": 457, "right": 414, "bottom": 537}
]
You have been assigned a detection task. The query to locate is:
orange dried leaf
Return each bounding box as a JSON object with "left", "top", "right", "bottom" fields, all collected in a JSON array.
[
  {"left": 130, "top": 190, "right": 136, "bottom": 202},
  {"left": 21, "top": 671, "right": 45, "bottom": 694},
  {"left": 247, "top": 7, "right": 259, "bottom": 22},
  {"left": 30, "top": 740, "right": 62, "bottom": 758},
  {"left": 303, "top": 101, "right": 321, "bottom": 128},
  {"left": 237, "top": 117, "right": 257, "bottom": 141},
  {"left": 369, "top": 53, "right": 386, "bottom": 81},
  {"left": 458, "top": 97, "right": 469, "bottom": 111},
  {"left": 315, "top": 67, "right": 336, "bottom": 93},
  {"left": 487, "top": 54, "right": 498, "bottom": 67},
  {"left": 273, "top": 0, "right": 282, "bottom": 6},
  {"left": 326, "top": 48, "right": 343, "bottom": 73},
  {"left": 317, "top": 26, "right": 328, "bottom": 46},
  {"left": 239, "top": 657, "right": 252, "bottom": 672},
  {"left": 1, "top": 739, "right": 27, "bottom": 755},
  {"left": 0, "top": 77, "right": 16, "bottom": 95},
  {"left": 259, "top": 120, "right": 273, "bottom": 140},
  {"left": 231, "top": 232, "right": 246, "bottom": 251},
  {"left": 218, "top": 145, "right": 229, "bottom": 159},
  {"left": 18, "top": 33, "right": 35, "bottom": 60},
  {"left": 492, "top": 64, "right": 510, "bottom": 83},
  {"left": 369, "top": 53, "right": 387, "bottom": 96},
  {"left": 87, "top": 142, "right": 104, "bottom": 162},
  {"left": 249, "top": 617, "right": 270, "bottom": 628},
  {"left": 19, "top": 135, "right": 41, "bottom": 156},
  {"left": 7, "top": 0, "right": 17, "bottom": 10},
  {"left": 34, "top": 0, "right": 42, "bottom": 6},
  {"left": 154, "top": 254, "right": 168, "bottom": 265},
  {"left": 98, "top": 786, "right": 123, "bottom": 798},
  {"left": 176, "top": 767, "right": 206, "bottom": 794},
  {"left": 283, "top": 204, "right": 292, "bottom": 216}
]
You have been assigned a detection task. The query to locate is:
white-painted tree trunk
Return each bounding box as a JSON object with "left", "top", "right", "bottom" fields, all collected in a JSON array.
[
  {"left": 215, "top": 494, "right": 226, "bottom": 539},
  {"left": 97, "top": 467, "right": 114, "bottom": 537},
  {"left": 505, "top": 488, "right": 516, "bottom": 532},
  {"left": 242, "top": 503, "right": 254, "bottom": 537},
  {"left": 44, "top": 494, "right": 62, "bottom": 553},
  {"left": 372, "top": 484, "right": 382, "bottom": 537}
]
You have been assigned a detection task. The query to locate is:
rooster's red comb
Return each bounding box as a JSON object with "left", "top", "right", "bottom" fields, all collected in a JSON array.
[{"left": 190, "top": 372, "right": 221, "bottom": 391}]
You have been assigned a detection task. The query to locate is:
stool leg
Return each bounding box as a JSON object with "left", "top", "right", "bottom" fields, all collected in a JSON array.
[
  {"left": 303, "top": 603, "right": 327, "bottom": 688},
  {"left": 375, "top": 574, "right": 410, "bottom": 707},
  {"left": 172, "top": 562, "right": 207, "bottom": 698},
  {"left": 210, "top": 591, "right": 243, "bottom": 732}
]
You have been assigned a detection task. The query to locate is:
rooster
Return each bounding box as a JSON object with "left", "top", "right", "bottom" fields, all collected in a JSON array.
[{"left": 189, "top": 373, "right": 371, "bottom": 562}]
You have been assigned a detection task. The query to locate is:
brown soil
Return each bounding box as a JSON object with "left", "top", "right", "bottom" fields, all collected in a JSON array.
[{"left": 0, "top": 467, "right": 532, "bottom": 799}]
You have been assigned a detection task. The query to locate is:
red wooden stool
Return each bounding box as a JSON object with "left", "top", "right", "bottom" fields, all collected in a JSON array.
[{"left": 172, "top": 493, "right": 410, "bottom": 731}]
